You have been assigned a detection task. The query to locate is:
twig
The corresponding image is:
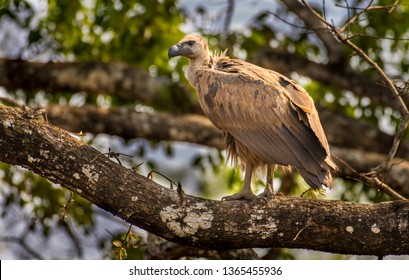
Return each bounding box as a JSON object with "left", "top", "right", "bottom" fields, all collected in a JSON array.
[
  {"left": 292, "top": 217, "right": 312, "bottom": 241},
  {"left": 104, "top": 148, "right": 133, "bottom": 166},
  {"left": 1, "top": 236, "right": 44, "bottom": 260},
  {"left": 147, "top": 170, "right": 179, "bottom": 190},
  {"left": 334, "top": 155, "right": 407, "bottom": 201},
  {"left": 341, "top": 0, "right": 351, "bottom": 38},
  {"left": 91, "top": 147, "right": 133, "bottom": 166},
  {"left": 338, "top": 0, "right": 374, "bottom": 34},
  {"left": 177, "top": 181, "right": 185, "bottom": 205},
  {"left": 301, "top": 0, "right": 409, "bottom": 177},
  {"left": 58, "top": 191, "right": 74, "bottom": 226},
  {"left": 338, "top": 0, "right": 401, "bottom": 34},
  {"left": 388, "top": 0, "right": 400, "bottom": 13},
  {"left": 267, "top": 11, "right": 309, "bottom": 30},
  {"left": 223, "top": 0, "right": 235, "bottom": 35}
]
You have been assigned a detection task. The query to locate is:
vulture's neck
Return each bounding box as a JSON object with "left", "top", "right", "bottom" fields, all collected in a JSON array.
[{"left": 187, "top": 52, "right": 211, "bottom": 88}]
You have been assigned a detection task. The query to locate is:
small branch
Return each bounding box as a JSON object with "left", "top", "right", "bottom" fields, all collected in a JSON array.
[
  {"left": 267, "top": 11, "right": 309, "bottom": 30},
  {"left": 332, "top": 147, "right": 409, "bottom": 199},
  {"left": 338, "top": 0, "right": 375, "bottom": 34},
  {"left": 1, "top": 236, "right": 44, "bottom": 260},
  {"left": 223, "top": 0, "right": 235, "bottom": 35},
  {"left": 58, "top": 191, "right": 74, "bottom": 226},
  {"left": 334, "top": 154, "right": 407, "bottom": 201},
  {"left": 301, "top": 0, "right": 409, "bottom": 186},
  {"left": 280, "top": 0, "right": 346, "bottom": 64}
]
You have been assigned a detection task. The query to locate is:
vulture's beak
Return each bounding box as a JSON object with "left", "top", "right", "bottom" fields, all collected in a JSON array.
[{"left": 168, "top": 44, "right": 181, "bottom": 59}]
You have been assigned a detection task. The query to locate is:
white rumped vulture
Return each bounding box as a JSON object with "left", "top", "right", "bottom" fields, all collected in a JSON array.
[{"left": 168, "top": 34, "right": 337, "bottom": 200}]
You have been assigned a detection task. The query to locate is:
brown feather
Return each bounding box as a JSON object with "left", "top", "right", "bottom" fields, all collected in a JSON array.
[
  {"left": 197, "top": 56, "right": 336, "bottom": 189},
  {"left": 172, "top": 35, "right": 336, "bottom": 190}
]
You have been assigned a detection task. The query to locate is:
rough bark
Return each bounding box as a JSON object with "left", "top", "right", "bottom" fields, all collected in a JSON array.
[{"left": 1, "top": 104, "right": 409, "bottom": 256}]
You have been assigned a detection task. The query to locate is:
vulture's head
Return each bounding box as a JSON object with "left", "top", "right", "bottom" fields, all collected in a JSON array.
[{"left": 168, "top": 34, "right": 209, "bottom": 61}]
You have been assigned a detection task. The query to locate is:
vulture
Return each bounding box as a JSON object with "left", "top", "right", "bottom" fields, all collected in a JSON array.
[{"left": 168, "top": 34, "right": 337, "bottom": 200}]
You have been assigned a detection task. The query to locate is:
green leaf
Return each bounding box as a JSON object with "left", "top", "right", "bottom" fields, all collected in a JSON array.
[
  {"left": 112, "top": 240, "right": 122, "bottom": 248},
  {"left": 119, "top": 247, "right": 127, "bottom": 260}
]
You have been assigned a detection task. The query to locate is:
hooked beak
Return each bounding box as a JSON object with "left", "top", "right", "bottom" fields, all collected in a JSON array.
[{"left": 168, "top": 44, "right": 181, "bottom": 59}]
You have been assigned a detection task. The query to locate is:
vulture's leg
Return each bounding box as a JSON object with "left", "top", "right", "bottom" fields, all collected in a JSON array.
[
  {"left": 259, "top": 164, "right": 275, "bottom": 198},
  {"left": 222, "top": 163, "right": 258, "bottom": 201}
]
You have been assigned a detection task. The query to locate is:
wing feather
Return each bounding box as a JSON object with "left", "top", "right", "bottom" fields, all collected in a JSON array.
[{"left": 195, "top": 59, "right": 335, "bottom": 187}]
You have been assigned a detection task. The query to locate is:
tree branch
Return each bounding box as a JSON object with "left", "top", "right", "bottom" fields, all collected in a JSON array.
[
  {"left": 1, "top": 104, "right": 409, "bottom": 256},
  {"left": 44, "top": 103, "right": 409, "bottom": 159},
  {"left": 252, "top": 48, "right": 409, "bottom": 111},
  {"left": 46, "top": 104, "right": 222, "bottom": 149},
  {"left": 333, "top": 147, "right": 409, "bottom": 199},
  {"left": 0, "top": 58, "right": 200, "bottom": 114},
  {"left": 300, "top": 0, "right": 409, "bottom": 175},
  {"left": 280, "top": 0, "right": 346, "bottom": 64},
  {"left": 1, "top": 56, "right": 407, "bottom": 113}
]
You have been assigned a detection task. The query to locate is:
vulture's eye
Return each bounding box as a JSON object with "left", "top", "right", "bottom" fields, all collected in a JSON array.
[{"left": 186, "top": 40, "right": 195, "bottom": 46}]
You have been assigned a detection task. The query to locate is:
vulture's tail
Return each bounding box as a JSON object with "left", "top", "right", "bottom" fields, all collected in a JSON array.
[{"left": 297, "top": 157, "right": 337, "bottom": 190}]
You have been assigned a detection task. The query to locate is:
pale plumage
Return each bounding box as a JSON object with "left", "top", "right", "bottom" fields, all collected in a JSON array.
[{"left": 168, "top": 34, "right": 337, "bottom": 200}]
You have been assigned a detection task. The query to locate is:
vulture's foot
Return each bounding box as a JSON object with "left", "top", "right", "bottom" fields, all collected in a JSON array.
[
  {"left": 222, "top": 190, "right": 258, "bottom": 201},
  {"left": 258, "top": 182, "right": 275, "bottom": 199}
]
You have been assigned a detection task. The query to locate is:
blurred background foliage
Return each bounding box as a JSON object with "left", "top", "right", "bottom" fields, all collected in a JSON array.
[{"left": 0, "top": 0, "right": 408, "bottom": 259}]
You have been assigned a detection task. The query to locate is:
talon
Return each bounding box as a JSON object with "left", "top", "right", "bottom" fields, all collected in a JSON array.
[
  {"left": 222, "top": 191, "right": 258, "bottom": 201},
  {"left": 258, "top": 190, "right": 275, "bottom": 199}
]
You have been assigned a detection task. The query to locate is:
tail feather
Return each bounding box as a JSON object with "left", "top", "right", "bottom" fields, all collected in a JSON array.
[{"left": 297, "top": 156, "right": 337, "bottom": 190}]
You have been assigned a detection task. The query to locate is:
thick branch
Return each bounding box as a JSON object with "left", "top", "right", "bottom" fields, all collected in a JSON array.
[
  {"left": 46, "top": 104, "right": 222, "bottom": 149},
  {"left": 2, "top": 57, "right": 408, "bottom": 114},
  {"left": 0, "top": 58, "right": 200, "bottom": 114},
  {"left": 0, "top": 58, "right": 152, "bottom": 102},
  {"left": 45, "top": 103, "right": 409, "bottom": 159},
  {"left": 1, "top": 104, "right": 409, "bottom": 256}
]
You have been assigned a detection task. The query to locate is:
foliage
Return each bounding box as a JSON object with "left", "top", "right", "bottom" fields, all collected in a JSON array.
[{"left": 111, "top": 225, "right": 143, "bottom": 260}]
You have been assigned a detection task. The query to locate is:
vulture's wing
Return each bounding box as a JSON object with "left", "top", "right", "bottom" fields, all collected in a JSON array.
[{"left": 195, "top": 58, "right": 335, "bottom": 187}]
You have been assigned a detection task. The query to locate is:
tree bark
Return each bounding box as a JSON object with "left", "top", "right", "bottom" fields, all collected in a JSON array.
[{"left": 1, "top": 103, "right": 409, "bottom": 256}]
